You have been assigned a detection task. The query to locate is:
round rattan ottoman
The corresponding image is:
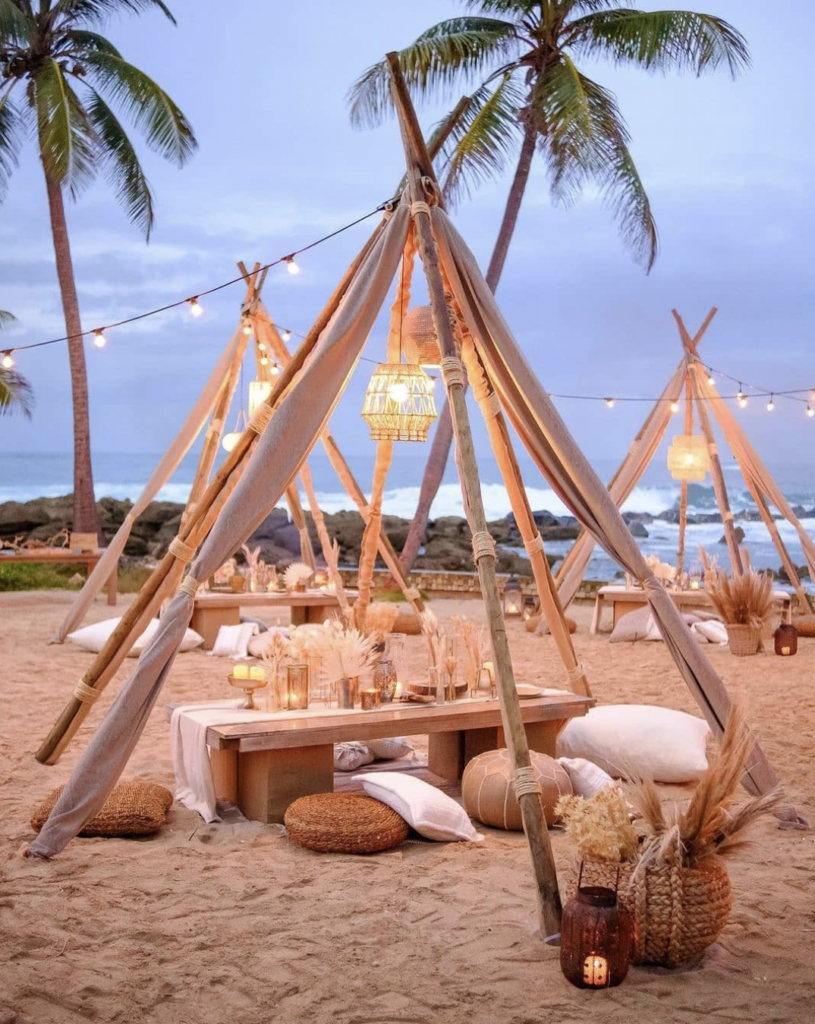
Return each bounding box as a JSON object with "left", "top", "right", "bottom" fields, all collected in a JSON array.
[{"left": 284, "top": 794, "right": 409, "bottom": 854}]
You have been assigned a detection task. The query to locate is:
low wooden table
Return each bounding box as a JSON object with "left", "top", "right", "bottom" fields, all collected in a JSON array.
[
  {"left": 190, "top": 590, "right": 356, "bottom": 649},
  {"left": 0, "top": 548, "right": 117, "bottom": 605},
  {"left": 185, "top": 694, "right": 593, "bottom": 824},
  {"left": 590, "top": 584, "right": 793, "bottom": 634}
]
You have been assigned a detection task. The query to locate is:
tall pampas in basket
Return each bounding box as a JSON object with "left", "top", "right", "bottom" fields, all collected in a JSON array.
[{"left": 707, "top": 569, "right": 773, "bottom": 656}]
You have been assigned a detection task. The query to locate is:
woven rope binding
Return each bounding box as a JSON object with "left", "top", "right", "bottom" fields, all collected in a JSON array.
[
  {"left": 514, "top": 766, "right": 542, "bottom": 800},
  {"left": 169, "top": 537, "right": 195, "bottom": 562},
  {"left": 73, "top": 680, "right": 100, "bottom": 705}
]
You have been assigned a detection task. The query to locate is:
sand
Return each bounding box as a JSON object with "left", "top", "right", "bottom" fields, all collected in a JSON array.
[{"left": 1, "top": 590, "right": 813, "bottom": 1024}]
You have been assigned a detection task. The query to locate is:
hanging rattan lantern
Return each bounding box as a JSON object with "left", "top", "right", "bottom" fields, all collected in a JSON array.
[
  {"left": 248, "top": 379, "right": 272, "bottom": 417},
  {"left": 362, "top": 362, "right": 437, "bottom": 442},
  {"left": 402, "top": 305, "right": 442, "bottom": 368},
  {"left": 667, "top": 435, "right": 710, "bottom": 482}
]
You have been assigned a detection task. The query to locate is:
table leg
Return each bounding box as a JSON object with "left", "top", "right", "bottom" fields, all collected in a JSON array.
[
  {"left": 291, "top": 605, "right": 308, "bottom": 626},
  {"left": 106, "top": 566, "right": 118, "bottom": 606},
  {"left": 209, "top": 747, "right": 238, "bottom": 805},
  {"left": 516, "top": 720, "right": 563, "bottom": 758},
  {"left": 427, "top": 731, "right": 465, "bottom": 781},
  {"left": 237, "top": 744, "right": 334, "bottom": 823},
  {"left": 590, "top": 595, "right": 603, "bottom": 635}
]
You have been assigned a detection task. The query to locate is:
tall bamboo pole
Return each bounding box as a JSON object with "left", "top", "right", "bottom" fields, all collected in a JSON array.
[
  {"left": 676, "top": 371, "right": 694, "bottom": 578},
  {"left": 387, "top": 52, "right": 562, "bottom": 940},
  {"left": 37, "top": 218, "right": 389, "bottom": 765}
]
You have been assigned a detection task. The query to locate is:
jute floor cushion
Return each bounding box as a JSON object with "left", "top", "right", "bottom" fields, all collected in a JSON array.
[
  {"left": 794, "top": 615, "right": 815, "bottom": 638},
  {"left": 462, "top": 749, "right": 573, "bottom": 831},
  {"left": 526, "top": 614, "right": 577, "bottom": 634},
  {"left": 284, "top": 793, "right": 409, "bottom": 854},
  {"left": 31, "top": 781, "right": 173, "bottom": 837}
]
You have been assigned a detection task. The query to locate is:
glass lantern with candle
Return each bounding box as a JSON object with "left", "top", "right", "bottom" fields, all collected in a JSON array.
[
  {"left": 502, "top": 575, "right": 523, "bottom": 617},
  {"left": 284, "top": 664, "right": 309, "bottom": 711},
  {"left": 560, "top": 867, "right": 633, "bottom": 990},
  {"left": 774, "top": 622, "right": 798, "bottom": 657}
]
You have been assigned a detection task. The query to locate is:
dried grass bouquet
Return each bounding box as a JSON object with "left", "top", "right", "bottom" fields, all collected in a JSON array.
[{"left": 707, "top": 569, "right": 773, "bottom": 628}]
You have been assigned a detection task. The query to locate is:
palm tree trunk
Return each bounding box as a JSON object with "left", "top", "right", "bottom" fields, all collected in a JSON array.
[
  {"left": 399, "top": 119, "right": 538, "bottom": 573},
  {"left": 43, "top": 169, "right": 101, "bottom": 538}
]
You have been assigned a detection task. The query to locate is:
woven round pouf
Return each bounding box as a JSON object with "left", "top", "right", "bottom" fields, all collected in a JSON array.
[
  {"left": 462, "top": 748, "right": 572, "bottom": 831},
  {"left": 284, "top": 794, "right": 409, "bottom": 854},
  {"left": 793, "top": 615, "right": 815, "bottom": 638}
]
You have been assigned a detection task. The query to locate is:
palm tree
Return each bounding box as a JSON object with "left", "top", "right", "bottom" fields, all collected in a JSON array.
[
  {"left": 0, "top": 310, "right": 34, "bottom": 416},
  {"left": 0, "top": 0, "right": 196, "bottom": 535},
  {"left": 350, "top": 0, "right": 748, "bottom": 572}
]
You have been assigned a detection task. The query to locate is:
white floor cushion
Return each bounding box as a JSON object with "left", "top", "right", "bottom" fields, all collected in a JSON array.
[
  {"left": 557, "top": 704, "right": 711, "bottom": 783},
  {"left": 355, "top": 772, "right": 483, "bottom": 842},
  {"left": 366, "top": 737, "right": 413, "bottom": 761},
  {"left": 334, "top": 742, "right": 374, "bottom": 772},
  {"left": 67, "top": 617, "right": 203, "bottom": 657},
  {"left": 211, "top": 622, "right": 259, "bottom": 659},
  {"left": 557, "top": 757, "right": 616, "bottom": 798}
]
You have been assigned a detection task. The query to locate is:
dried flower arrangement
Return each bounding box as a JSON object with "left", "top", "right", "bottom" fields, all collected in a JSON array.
[
  {"left": 706, "top": 569, "right": 773, "bottom": 628},
  {"left": 317, "top": 622, "right": 378, "bottom": 684},
  {"left": 259, "top": 630, "right": 289, "bottom": 710},
  {"left": 283, "top": 561, "right": 313, "bottom": 590},
  {"left": 453, "top": 616, "right": 488, "bottom": 689},
  {"left": 421, "top": 609, "right": 447, "bottom": 702},
  {"left": 362, "top": 603, "right": 399, "bottom": 645}
]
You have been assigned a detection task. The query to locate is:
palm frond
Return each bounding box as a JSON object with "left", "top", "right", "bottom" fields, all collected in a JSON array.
[
  {"left": 464, "top": 0, "right": 541, "bottom": 16},
  {"left": 440, "top": 71, "right": 525, "bottom": 204},
  {"left": 566, "top": 9, "right": 750, "bottom": 78},
  {"left": 537, "top": 57, "right": 658, "bottom": 270},
  {"left": 82, "top": 51, "right": 196, "bottom": 165},
  {"left": 32, "top": 57, "right": 97, "bottom": 195},
  {"left": 86, "top": 87, "right": 155, "bottom": 236},
  {"left": 0, "top": 368, "right": 34, "bottom": 418},
  {"left": 348, "top": 16, "right": 520, "bottom": 127},
  {"left": 558, "top": 0, "right": 633, "bottom": 14},
  {"left": 59, "top": 29, "right": 123, "bottom": 56},
  {"left": 0, "top": 0, "right": 32, "bottom": 43},
  {"left": 49, "top": 0, "right": 176, "bottom": 26},
  {"left": 0, "top": 308, "right": 16, "bottom": 327},
  {"left": 0, "top": 89, "right": 24, "bottom": 201}
]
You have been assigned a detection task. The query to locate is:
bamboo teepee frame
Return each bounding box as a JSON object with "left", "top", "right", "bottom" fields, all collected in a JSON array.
[{"left": 554, "top": 308, "right": 815, "bottom": 614}]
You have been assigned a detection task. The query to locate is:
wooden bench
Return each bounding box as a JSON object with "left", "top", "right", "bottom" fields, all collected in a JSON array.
[
  {"left": 0, "top": 548, "right": 117, "bottom": 605},
  {"left": 590, "top": 584, "right": 793, "bottom": 635},
  {"left": 174, "top": 694, "right": 594, "bottom": 824},
  {"left": 190, "top": 590, "right": 357, "bottom": 649}
]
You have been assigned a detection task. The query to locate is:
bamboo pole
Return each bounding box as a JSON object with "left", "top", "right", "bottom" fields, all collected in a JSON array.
[
  {"left": 36, "top": 217, "right": 389, "bottom": 765},
  {"left": 676, "top": 372, "right": 694, "bottom": 578},
  {"left": 387, "top": 51, "right": 562, "bottom": 940},
  {"left": 674, "top": 312, "right": 744, "bottom": 575}
]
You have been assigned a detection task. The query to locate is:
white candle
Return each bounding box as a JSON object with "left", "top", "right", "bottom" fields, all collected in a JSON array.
[
  {"left": 483, "top": 661, "right": 495, "bottom": 683},
  {"left": 232, "top": 664, "right": 249, "bottom": 680}
]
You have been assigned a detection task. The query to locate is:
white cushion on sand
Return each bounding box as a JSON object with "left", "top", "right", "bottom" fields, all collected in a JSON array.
[
  {"left": 67, "top": 617, "right": 203, "bottom": 657},
  {"left": 557, "top": 704, "right": 711, "bottom": 783},
  {"left": 608, "top": 607, "right": 653, "bottom": 643},
  {"left": 355, "top": 772, "right": 483, "bottom": 843},
  {"left": 692, "top": 619, "right": 728, "bottom": 645},
  {"left": 211, "top": 622, "right": 258, "bottom": 659},
  {"left": 334, "top": 742, "right": 374, "bottom": 772},
  {"left": 366, "top": 737, "right": 413, "bottom": 761},
  {"left": 246, "top": 627, "right": 289, "bottom": 659},
  {"left": 557, "top": 757, "right": 616, "bottom": 798}
]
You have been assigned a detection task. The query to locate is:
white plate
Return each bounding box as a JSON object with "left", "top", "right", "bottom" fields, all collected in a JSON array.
[{"left": 515, "top": 684, "right": 544, "bottom": 699}]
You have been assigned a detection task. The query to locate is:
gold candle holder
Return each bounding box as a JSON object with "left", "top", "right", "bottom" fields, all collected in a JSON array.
[{"left": 360, "top": 689, "right": 380, "bottom": 711}]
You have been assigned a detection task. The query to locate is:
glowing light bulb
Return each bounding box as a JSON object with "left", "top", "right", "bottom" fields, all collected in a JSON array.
[
  {"left": 271, "top": 363, "right": 281, "bottom": 376},
  {"left": 738, "top": 394, "right": 747, "bottom": 409},
  {"left": 388, "top": 381, "right": 410, "bottom": 404},
  {"left": 807, "top": 405, "right": 814, "bottom": 418},
  {"left": 2, "top": 351, "right": 14, "bottom": 370},
  {"left": 257, "top": 341, "right": 267, "bottom": 352},
  {"left": 285, "top": 256, "right": 300, "bottom": 276},
  {"left": 670, "top": 400, "right": 679, "bottom": 414},
  {"left": 706, "top": 369, "right": 715, "bottom": 386},
  {"left": 242, "top": 321, "right": 252, "bottom": 336},
  {"left": 766, "top": 395, "right": 775, "bottom": 412},
  {"left": 282, "top": 329, "right": 292, "bottom": 342},
  {"left": 260, "top": 355, "right": 269, "bottom": 367},
  {"left": 222, "top": 431, "right": 241, "bottom": 453},
  {"left": 189, "top": 297, "right": 203, "bottom": 317},
  {"left": 93, "top": 328, "right": 106, "bottom": 349},
  {"left": 605, "top": 397, "right": 614, "bottom": 409}
]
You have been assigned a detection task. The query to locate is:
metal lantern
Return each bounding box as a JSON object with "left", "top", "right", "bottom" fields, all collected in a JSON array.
[
  {"left": 503, "top": 575, "right": 523, "bottom": 617},
  {"left": 774, "top": 622, "right": 798, "bottom": 656},
  {"left": 362, "top": 362, "right": 437, "bottom": 442},
  {"left": 560, "top": 867, "right": 633, "bottom": 990},
  {"left": 248, "top": 379, "right": 272, "bottom": 416},
  {"left": 401, "top": 305, "right": 442, "bottom": 368},
  {"left": 522, "top": 595, "right": 538, "bottom": 621},
  {"left": 667, "top": 435, "right": 710, "bottom": 482}
]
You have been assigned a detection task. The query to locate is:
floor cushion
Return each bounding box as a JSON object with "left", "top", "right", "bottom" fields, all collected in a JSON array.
[
  {"left": 334, "top": 742, "right": 375, "bottom": 772},
  {"left": 67, "top": 618, "right": 203, "bottom": 657},
  {"left": 529, "top": 614, "right": 578, "bottom": 634},
  {"left": 557, "top": 757, "right": 616, "bottom": 798},
  {"left": 284, "top": 793, "right": 409, "bottom": 853},
  {"left": 31, "top": 781, "right": 173, "bottom": 837},
  {"left": 462, "top": 749, "right": 572, "bottom": 831},
  {"left": 355, "top": 772, "right": 483, "bottom": 842},
  {"left": 392, "top": 610, "right": 423, "bottom": 635},
  {"left": 794, "top": 615, "right": 815, "bottom": 638}
]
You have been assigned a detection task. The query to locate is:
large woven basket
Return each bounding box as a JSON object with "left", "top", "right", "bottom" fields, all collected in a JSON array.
[
  {"left": 284, "top": 793, "right": 409, "bottom": 854},
  {"left": 725, "top": 623, "right": 762, "bottom": 657},
  {"left": 31, "top": 781, "right": 173, "bottom": 837},
  {"left": 571, "top": 857, "right": 732, "bottom": 967}
]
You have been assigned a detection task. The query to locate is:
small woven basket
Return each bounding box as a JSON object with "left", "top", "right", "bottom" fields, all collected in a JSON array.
[
  {"left": 284, "top": 793, "right": 409, "bottom": 854},
  {"left": 571, "top": 857, "right": 732, "bottom": 967},
  {"left": 725, "top": 623, "right": 762, "bottom": 657}
]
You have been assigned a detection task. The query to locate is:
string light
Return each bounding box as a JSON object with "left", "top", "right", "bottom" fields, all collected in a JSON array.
[
  {"left": 242, "top": 320, "right": 252, "bottom": 336},
  {"left": 767, "top": 394, "right": 775, "bottom": 412},
  {"left": 282, "top": 329, "right": 292, "bottom": 342},
  {"left": 605, "top": 397, "right": 615, "bottom": 409},
  {"left": 271, "top": 363, "right": 281, "bottom": 376},
  {"left": 189, "top": 297, "right": 203, "bottom": 318},
  {"left": 737, "top": 385, "right": 746, "bottom": 408},
  {"left": 259, "top": 355, "right": 269, "bottom": 367},
  {"left": 670, "top": 400, "right": 679, "bottom": 413},
  {"left": 284, "top": 256, "right": 300, "bottom": 276},
  {"left": 2, "top": 351, "right": 13, "bottom": 370},
  {"left": 706, "top": 368, "right": 715, "bottom": 386},
  {"left": 807, "top": 405, "right": 814, "bottom": 418},
  {"left": 92, "top": 329, "right": 107, "bottom": 349},
  {"left": 257, "top": 341, "right": 267, "bottom": 352}
]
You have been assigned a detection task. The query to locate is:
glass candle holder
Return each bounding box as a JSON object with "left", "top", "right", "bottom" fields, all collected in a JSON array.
[
  {"left": 372, "top": 657, "right": 398, "bottom": 703},
  {"left": 285, "top": 664, "right": 309, "bottom": 711},
  {"left": 360, "top": 688, "right": 381, "bottom": 711},
  {"left": 338, "top": 676, "right": 359, "bottom": 709}
]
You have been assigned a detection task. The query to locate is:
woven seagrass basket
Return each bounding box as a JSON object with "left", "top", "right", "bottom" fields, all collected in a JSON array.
[
  {"left": 571, "top": 856, "right": 732, "bottom": 967},
  {"left": 725, "top": 623, "right": 762, "bottom": 657},
  {"left": 284, "top": 794, "right": 409, "bottom": 854},
  {"left": 32, "top": 781, "right": 173, "bottom": 837}
]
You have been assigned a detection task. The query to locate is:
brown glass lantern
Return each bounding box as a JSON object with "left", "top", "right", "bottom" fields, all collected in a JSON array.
[
  {"left": 560, "top": 867, "right": 633, "bottom": 989},
  {"left": 503, "top": 575, "right": 523, "bottom": 617},
  {"left": 284, "top": 664, "right": 309, "bottom": 710},
  {"left": 774, "top": 622, "right": 798, "bottom": 657}
]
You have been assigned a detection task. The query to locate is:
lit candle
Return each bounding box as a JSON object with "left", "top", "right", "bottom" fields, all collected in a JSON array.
[
  {"left": 781, "top": 646, "right": 791, "bottom": 656},
  {"left": 690, "top": 580, "right": 700, "bottom": 590},
  {"left": 394, "top": 680, "right": 403, "bottom": 699},
  {"left": 232, "top": 664, "right": 249, "bottom": 680},
  {"left": 360, "top": 689, "right": 380, "bottom": 711},
  {"left": 582, "top": 955, "right": 609, "bottom": 988},
  {"left": 483, "top": 661, "right": 494, "bottom": 683},
  {"left": 249, "top": 666, "right": 266, "bottom": 681}
]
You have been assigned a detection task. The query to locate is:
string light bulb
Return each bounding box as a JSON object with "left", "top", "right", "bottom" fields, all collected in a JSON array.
[
  {"left": 605, "top": 397, "right": 614, "bottom": 409},
  {"left": 259, "top": 355, "right": 269, "bottom": 367},
  {"left": 807, "top": 405, "right": 814, "bottom": 418},
  {"left": 282, "top": 329, "right": 292, "bottom": 342},
  {"left": 737, "top": 385, "right": 746, "bottom": 409},
  {"left": 92, "top": 328, "right": 107, "bottom": 349},
  {"left": 767, "top": 394, "right": 775, "bottom": 412},
  {"left": 706, "top": 368, "right": 715, "bottom": 386},
  {"left": 2, "top": 351, "right": 14, "bottom": 370},
  {"left": 271, "top": 363, "right": 281, "bottom": 376},
  {"left": 189, "top": 296, "right": 203, "bottom": 318},
  {"left": 284, "top": 256, "right": 300, "bottom": 276},
  {"left": 242, "top": 320, "right": 252, "bottom": 336},
  {"left": 257, "top": 341, "right": 267, "bottom": 352},
  {"left": 670, "top": 400, "right": 679, "bottom": 414}
]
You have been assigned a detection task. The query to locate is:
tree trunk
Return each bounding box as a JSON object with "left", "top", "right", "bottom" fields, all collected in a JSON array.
[
  {"left": 399, "top": 118, "right": 538, "bottom": 573},
  {"left": 43, "top": 170, "right": 101, "bottom": 538}
]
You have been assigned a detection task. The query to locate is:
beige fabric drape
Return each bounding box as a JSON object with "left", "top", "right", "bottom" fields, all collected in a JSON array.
[
  {"left": 432, "top": 208, "right": 781, "bottom": 800},
  {"left": 29, "top": 206, "right": 410, "bottom": 858},
  {"left": 53, "top": 327, "right": 247, "bottom": 643}
]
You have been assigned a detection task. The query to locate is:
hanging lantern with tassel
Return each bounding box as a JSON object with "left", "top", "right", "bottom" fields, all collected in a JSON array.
[
  {"left": 667, "top": 435, "right": 710, "bottom": 482},
  {"left": 248, "top": 379, "right": 272, "bottom": 417},
  {"left": 362, "top": 362, "right": 437, "bottom": 442},
  {"left": 401, "top": 305, "right": 442, "bottom": 368}
]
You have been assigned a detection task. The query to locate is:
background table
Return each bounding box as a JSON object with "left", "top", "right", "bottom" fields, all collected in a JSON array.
[{"left": 0, "top": 548, "right": 117, "bottom": 605}]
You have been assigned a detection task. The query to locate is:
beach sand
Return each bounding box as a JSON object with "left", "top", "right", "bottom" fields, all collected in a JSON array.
[{"left": 1, "top": 591, "right": 813, "bottom": 1024}]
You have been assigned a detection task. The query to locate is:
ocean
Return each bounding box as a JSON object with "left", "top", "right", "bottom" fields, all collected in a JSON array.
[{"left": 2, "top": 450, "right": 814, "bottom": 583}]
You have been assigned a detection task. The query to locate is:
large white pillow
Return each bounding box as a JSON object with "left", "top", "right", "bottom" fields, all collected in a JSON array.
[
  {"left": 334, "top": 742, "right": 374, "bottom": 772},
  {"left": 67, "top": 617, "right": 203, "bottom": 657},
  {"left": 557, "top": 757, "right": 616, "bottom": 798},
  {"left": 211, "top": 622, "right": 259, "bottom": 659},
  {"left": 355, "top": 772, "right": 483, "bottom": 843},
  {"left": 557, "top": 704, "right": 711, "bottom": 783},
  {"left": 247, "top": 627, "right": 289, "bottom": 659},
  {"left": 366, "top": 737, "right": 413, "bottom": 761}
]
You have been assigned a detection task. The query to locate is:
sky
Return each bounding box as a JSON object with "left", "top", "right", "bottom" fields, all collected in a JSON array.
[{"left": 1, "top": 0, "right": 814, "bottom": 486}]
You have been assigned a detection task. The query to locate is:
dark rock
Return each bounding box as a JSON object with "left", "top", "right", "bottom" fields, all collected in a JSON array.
[
  {"left": 540, "top": 524, "right": 581, "bottom": 541},
  {"left": 718, "top": 526, "right": 746, "bottom": 545},
  {"left": 629, "top": 521, "right": 649, "bottom": 538}
]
